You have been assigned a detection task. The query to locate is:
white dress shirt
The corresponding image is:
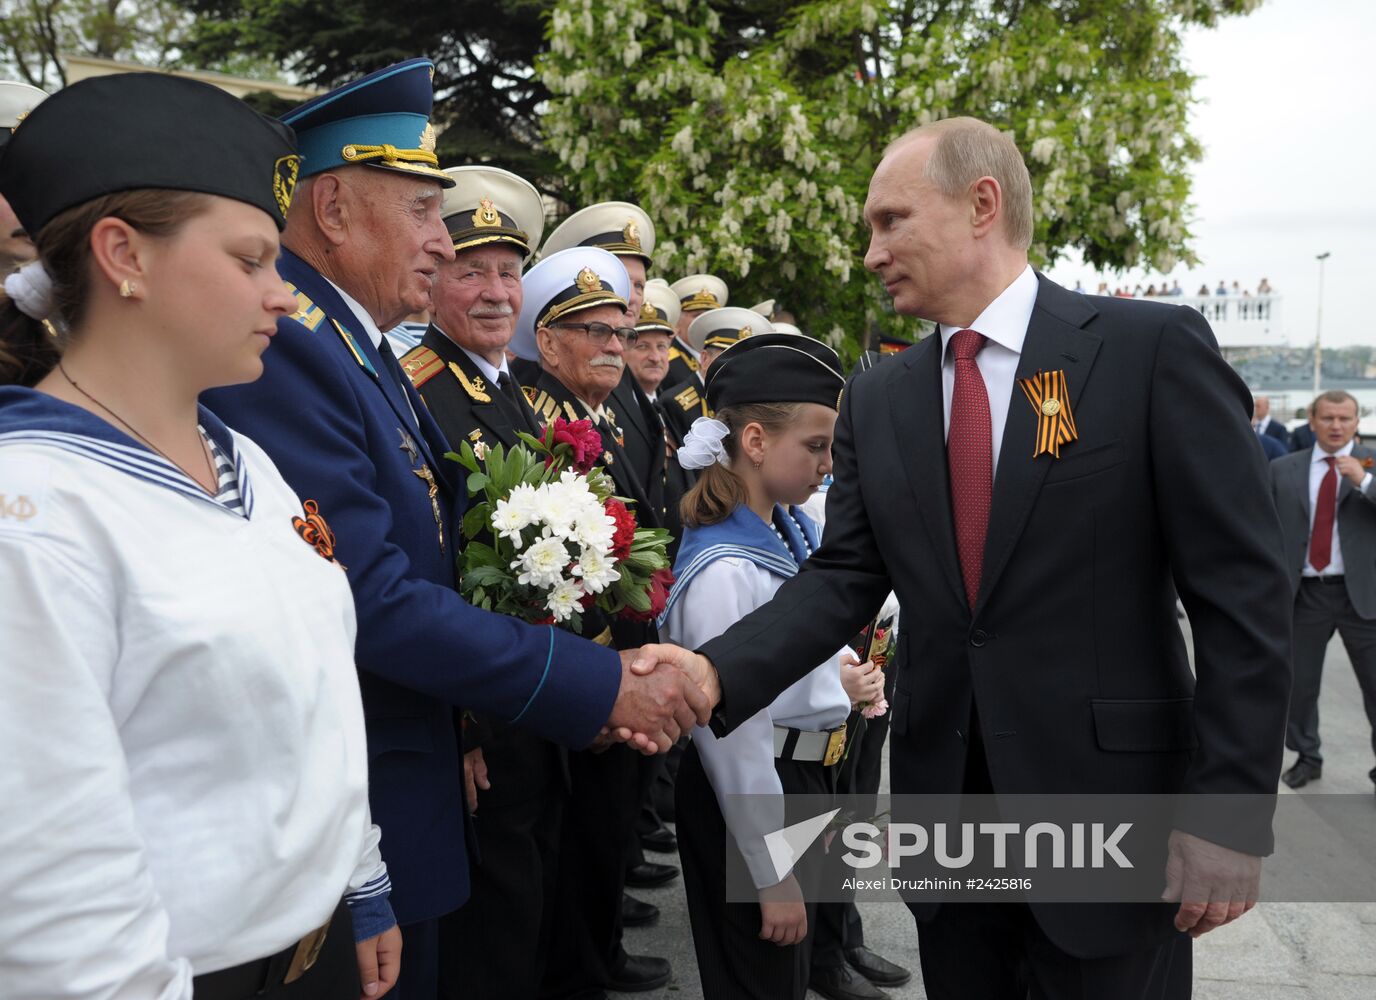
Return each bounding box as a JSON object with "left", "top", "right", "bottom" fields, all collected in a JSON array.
[
  {"left": 939, "top": 264, "right": 1039, "bottom": 473},
  {"left": 326, "top": 278, "right": 420, "bottom": 425},
  {"left": 1304, "top": 440, "right": 1355, "bottom": 577},
  {"left": 459, "top": 345, "right": 510, "bottom": 385},
  {"left": 664, "top": 554, "right": 850, "bottom": 889},
  {"left": 0, "top": 421, "right": 385, "bottom": 997}
]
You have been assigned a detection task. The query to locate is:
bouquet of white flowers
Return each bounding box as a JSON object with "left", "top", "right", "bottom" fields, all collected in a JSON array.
[{"left": 449, "top": 417, "right": 674, "bottom": 631}]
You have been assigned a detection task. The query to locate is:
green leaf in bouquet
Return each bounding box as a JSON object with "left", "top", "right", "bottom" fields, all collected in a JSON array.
[
  {"left": 461, "top": 503, "right": 493, "bottom": 542},
  {"left": 464, "top": 565, "right": 512, "bottom": 588},
  {"left": 459, "top": 539, "right": 502, "bottom": 570},
  {"left": 623, "top": 582, "right": 652, "bottom": 612},
  {"left": 466, "top": 472, "right": 491, "bottom": 496},
  {"left": 447, "top": 445, "right": 479, "bottom": 476},
  {"left": 515, "top": 430, "right": 545, "bottom": 452}
]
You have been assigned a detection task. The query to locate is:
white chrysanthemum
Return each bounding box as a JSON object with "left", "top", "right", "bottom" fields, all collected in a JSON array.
[
  {"left": 545, "top": 579, "right": 584, "bottom": 623},
  {"left": 493, "top": 483, "right": 541, "bottom": 544},
  {"left": 573, "top": 509, "right": 616, "bottom": 553},
  {"left": 573, "top": 545, "right": 622, "bottom": 593},
  {"left": 515, "top": 535, "right": 570, "bottom": 589}
]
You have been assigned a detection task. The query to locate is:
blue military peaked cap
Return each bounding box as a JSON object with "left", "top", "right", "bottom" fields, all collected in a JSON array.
[{"left": 282, "top": 57, "right": 454, "bottom": 188}]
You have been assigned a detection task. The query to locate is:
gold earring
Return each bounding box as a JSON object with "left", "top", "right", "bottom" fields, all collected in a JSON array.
[{"left": 119, "top": 280, "right": 136, "bottom": 298}]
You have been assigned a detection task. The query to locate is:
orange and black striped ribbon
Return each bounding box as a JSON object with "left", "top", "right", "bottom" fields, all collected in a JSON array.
[{"left": 1018, "top": 369, "right": 1078, "bottom": 458}]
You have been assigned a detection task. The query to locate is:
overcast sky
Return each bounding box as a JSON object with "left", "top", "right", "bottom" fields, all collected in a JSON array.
[{"left": 1046, "top": 0, "right": 1376, "bottom": 347}]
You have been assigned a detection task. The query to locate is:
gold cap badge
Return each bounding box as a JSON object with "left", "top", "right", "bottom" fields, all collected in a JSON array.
[
  {"left": 419, "top": 122, "right": 437, "bottom": 153},
  {"left": 639, "top": 301, "right": 659, "bottom": 323},
  {"left": 473, "top": 197, "right": 501, "bottom": 227},
  {"left": 575, "top": 267, "right": 602, "bottom": 294},
  {"left": 622, "top": 219, "right": 642, "bottom": 248},
  {"left": 739, "top": 325, "right": 754, "bottom": 339}
]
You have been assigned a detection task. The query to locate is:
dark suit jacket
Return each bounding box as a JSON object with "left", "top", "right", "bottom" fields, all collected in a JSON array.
[
  {"left": 1269, "top": 444, "right": 1376, "bottom": 619},
  {"left": 204, "top": 251, "right": 621, "bottom": 924},
  {"left": 1259, "top": 431, "right": 1288, "bottom": 461},
  {"left": 699, "top": 275, "right": 1293, "bottom": 957},
  {"left": 609, "top": 369, "right": 668, "bottom": 525},
  {"left": 1290, "top": 424, "right": 1316, "bottom": 452},
  {"left": 1260, "top": 417, "right": 1291, "bottom": 449}
]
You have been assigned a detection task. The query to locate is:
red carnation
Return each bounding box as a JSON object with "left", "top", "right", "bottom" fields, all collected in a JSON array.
[
  {"left": 552, "top": 417, "right": 604, "bottom": 473},
  {"left": 621, "top": 567, "right": 675, "bottom": 622},
  {"left": 604, "top": 498, "right": 637, "bottom": 561}
]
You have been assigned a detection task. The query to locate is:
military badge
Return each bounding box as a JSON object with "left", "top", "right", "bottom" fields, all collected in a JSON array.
[
  {"left": 622, "top": 218, "right": 642, "bottom": 248},
  {"left": 473, "top": 197, "right": 501, "bottom": 228},
  {"left": 639, "top": 301, "right": 659, "bottom": 323},
  {"left": 1018, "top": 369, "right": 1078, "bottom": 459},
  {"left": 273, "top": 154, "right": 301, "bottom": 219},
  {"left": 449, "top": 361, "right": 492, "bottom": 402},
  {"left": 575, "top": 267, "right": 602, "bottom": 294}
]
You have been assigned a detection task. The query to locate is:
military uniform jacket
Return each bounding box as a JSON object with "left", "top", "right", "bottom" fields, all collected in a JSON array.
[
  {"left": 203, "top": 250, "right": 622, "bottom": 925},
  {"left": 665, "top": 335, "right": 699, "bottom": 390},
  {"left": 658, "top": 374, "right": 708, "bottom": 450},
  {"left": 609, "top": 370, "right": 668, "bottom": 525},
  {"left": 401, "top": 326, "right": 571, "bottom": 794}
]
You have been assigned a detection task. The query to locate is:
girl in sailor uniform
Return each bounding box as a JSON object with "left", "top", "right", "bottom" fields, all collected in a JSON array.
[
  {"left": 660, "top": 334, "right": 883, "bottom": 999},
  {"left": 0, "top": 75, "right": 397, "bottom": 998}
]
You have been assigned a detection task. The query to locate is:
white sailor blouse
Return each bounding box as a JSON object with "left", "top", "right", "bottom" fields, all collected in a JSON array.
[
  {"left": 0, "top": 389, "right": 388, "bottom": 998},
  {"left": 661, "top": 503, "right": 851, "bottom": 890}
]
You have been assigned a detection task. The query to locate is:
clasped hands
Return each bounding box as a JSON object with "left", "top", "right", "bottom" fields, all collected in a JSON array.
[{"left": 590, "top": 644, "right": 721, "bottom": 753}]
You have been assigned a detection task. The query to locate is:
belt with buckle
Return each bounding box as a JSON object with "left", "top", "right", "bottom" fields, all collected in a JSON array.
[
  {"left": 192, "top": 903, "right": 339, "bottom": 1000},
  {"left": 773, "top": 723, "right": 848, "bottom": 767}
]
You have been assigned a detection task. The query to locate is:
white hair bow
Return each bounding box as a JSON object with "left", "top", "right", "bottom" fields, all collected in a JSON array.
[
  {"left": 677, "top": 416, "right": 730, "bottom": 470},
  {"left": 3, "top": 260, "right": 55, "bottom": 321}
]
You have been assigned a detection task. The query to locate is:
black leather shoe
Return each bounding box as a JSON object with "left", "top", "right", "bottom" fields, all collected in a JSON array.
[
  {"left": 639, "top": 826, "right": 678, "bottom": 854},
  {"left": 845, "top": 946, "right": 912, "bottom": 987},
  {"left": 625, "top": 860, "right": 679, "bottom": 888},
  {"left": 620, "top": 892, "right": 659, "bottom": 927},
  {"left": 811, "top": 963, "right": 890, "bottom": 1000},
  {"left": 604, "top": 954, "right": 671, "bottom": 992},
  {"left": 1282, "top": 759, "right": 1322, "bottom": 789}
]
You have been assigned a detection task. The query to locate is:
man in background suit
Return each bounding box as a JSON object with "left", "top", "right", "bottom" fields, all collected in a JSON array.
[
  {"left": 640, "top": 116, "right": 1292, "bottom": 999},
  {"left": 1270, "top": 391, "right": 1376, "bottom": 794},
  {"left": 1253, "top": 395, "right": 1291, "bottom": 451}
]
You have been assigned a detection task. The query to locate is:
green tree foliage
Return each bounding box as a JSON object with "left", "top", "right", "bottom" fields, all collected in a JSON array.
[
  {"left": 539, "top": 0, "right": 1262, "bottom": 350},
  {"left": 177, "top": 0, "right": 561, "bottom": 181},
  {"left": 0, "top": 0, "right": 191, "bottom": 88}
]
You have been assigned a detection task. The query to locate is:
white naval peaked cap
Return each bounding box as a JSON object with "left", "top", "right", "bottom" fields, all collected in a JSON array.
[
  {"left": 771, "top": 321, "right": 803, "bottom": 336},
  {"left": 440, "top": 165, "right": 546, "bottom": 257},
  {"left": 539, "top": 200, "right": 655, "bottom": 265},
  {"left": 686, "top": 306, "right": 774, "bottom": 353},
  {"left": 749, "top": 299, "right": 776, "bottom": 317},
  {"left": 635, "top": 279, "right": 681, "bottom": 333},
  {"left": 670, "top": 274, "right": 729, "bottom": 313},
  {"left": 511, "top": 246, "right": 630, "bottom": 361},
  {"left": 0, "top": 81, "right": 47, "bottom": 139}
]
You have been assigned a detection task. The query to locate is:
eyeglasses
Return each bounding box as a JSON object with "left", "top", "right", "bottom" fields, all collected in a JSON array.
[{"left": 552, "top": 322, "right": 637, "bottom": 346}]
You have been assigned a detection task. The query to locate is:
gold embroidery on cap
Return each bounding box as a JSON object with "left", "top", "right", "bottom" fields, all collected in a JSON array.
[
  {"left": 419, "top": 123, "right": 437, "bottom": 153},
  {"left": 575, "top": 267, "right": 602, "bottom": 294},
  {"left": 473, "top": 198, "right": 501, "bottom": 228},
  {"left": 623, "top": 219, "right": 642, "bottom": 248},
  {"left": 638, "top": 301, "right": 658, "bottom": 323},
  {"left": 273, "top": 155, "right": 302, "bottom": 217}
]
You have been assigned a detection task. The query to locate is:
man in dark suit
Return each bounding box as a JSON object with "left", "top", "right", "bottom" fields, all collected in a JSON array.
[
  {"left": 396, "top": 164, "right": 571, "bottom": 1000},
  {"left": 1253, "top": 395, "right": 1291, "bottom": 451},
  {"left": 1270, "top": 391, "right": 1376, "bottom": 793},
  {"left": 638, "top": 116, "right": 1292, "bottom": 999},
  {"left": 203, "top": 62, "right": 709, "bottom": 1000}
]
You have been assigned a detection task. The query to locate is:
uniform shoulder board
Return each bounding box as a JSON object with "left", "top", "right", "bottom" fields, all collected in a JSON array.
[
  {"left": 399, "top": 346, "right": 444, "bottom": 388},
  {"left": 673, "top": 385, "right": 700, "bottom": 411},
  {"left": 561, "top": 401, "right": 581, "bottom": 423},
  {"left": 529, "top": 390, "right": 559, "bottom": 423},
  {"left": 284, "top": 282, "right": 326, "bottom": 332}
]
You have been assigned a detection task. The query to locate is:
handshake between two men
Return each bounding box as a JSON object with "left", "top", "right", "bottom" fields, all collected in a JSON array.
[{"left": 597, "top": 644, "right": 722, "bottom": 753}]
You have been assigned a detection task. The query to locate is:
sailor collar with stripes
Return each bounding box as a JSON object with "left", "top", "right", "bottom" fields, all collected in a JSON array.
[
  {"left": 659, "top": 501, "right": 819, "bottom": 626},
  {"left": 0, "top": 387, "right": 255, "bottom": 518}
]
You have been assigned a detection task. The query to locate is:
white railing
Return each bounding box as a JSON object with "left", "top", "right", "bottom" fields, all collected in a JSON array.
[{"left": 1165, "top": 294, "right": 1280, "bottom": 325}]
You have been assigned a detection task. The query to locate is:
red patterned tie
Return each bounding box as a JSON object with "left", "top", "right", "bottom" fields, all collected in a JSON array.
[
  {"left": 1309, "top": 456, "right": 1338, "bottom": 572},
  {"left": 948, "top": 329, "right": 992, "bottom": 609}
]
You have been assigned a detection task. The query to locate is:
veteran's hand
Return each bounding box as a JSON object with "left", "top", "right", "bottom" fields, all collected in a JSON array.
[
  {"left": 1160, "top": 829, "right": 1262, "bottom": 938},
  {"left": 1335, "top": 454, "right": 1368, "bottom": 487},
  {"left": 463, "top": 747, "right": 490, "bottom": 813},
  {"left": 604, "top": 649, "right": 713, "bottom": 754}
]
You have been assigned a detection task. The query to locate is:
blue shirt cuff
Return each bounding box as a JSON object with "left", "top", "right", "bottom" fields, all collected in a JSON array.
[{"left": 346, "top": 889, "right": 397, "bottom": 942}]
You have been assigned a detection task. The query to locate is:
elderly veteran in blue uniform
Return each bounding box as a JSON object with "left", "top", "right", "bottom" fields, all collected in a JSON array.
[{"left": 204, "top": 59, "right": 710, "bottom": 1000}]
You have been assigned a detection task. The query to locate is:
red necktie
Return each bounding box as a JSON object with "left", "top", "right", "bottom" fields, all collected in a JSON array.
[
  {"left": 1309, "top": 456, "right": 1338, "bottom": 572},
  {"left": 948, "top": 329, "right": 992, "bottom": 609}
]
